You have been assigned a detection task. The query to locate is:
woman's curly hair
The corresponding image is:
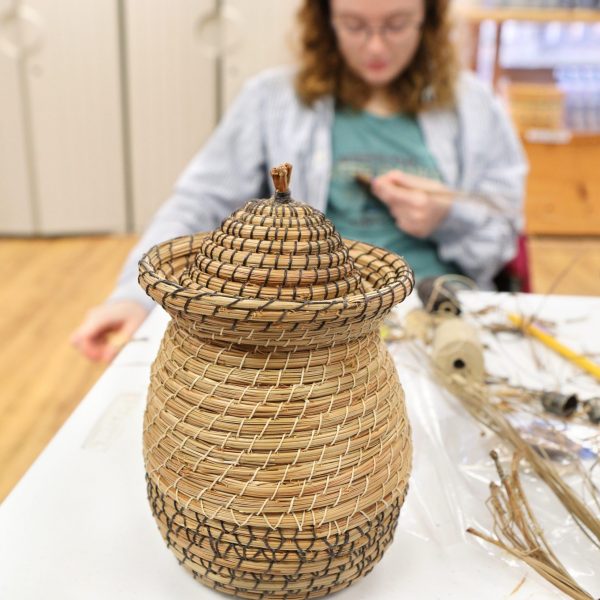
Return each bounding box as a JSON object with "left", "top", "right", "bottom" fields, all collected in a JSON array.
[{"left": 295, "top": 0, "right": 458, "bottom": 113}]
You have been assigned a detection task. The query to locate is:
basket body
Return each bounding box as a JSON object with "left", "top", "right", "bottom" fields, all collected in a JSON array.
[{"left": 140, "top": 199, "right": 414, "bottom": 598}]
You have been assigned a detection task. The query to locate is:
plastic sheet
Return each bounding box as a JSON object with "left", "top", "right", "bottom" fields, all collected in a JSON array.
[{"left": 387, "top": 291, "right": 600, "bottom": 597}]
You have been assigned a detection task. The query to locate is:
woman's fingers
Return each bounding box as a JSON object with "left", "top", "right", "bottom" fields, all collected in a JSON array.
[
  {"left": 71, "top": 318, "right": 119, "bottom": 362},
  {"left": 97, "top": 339, "right": 122, "bottom": 363},
  {"left": 79, "top": 330, "right": 119, "bottom": 362},
  {"left": 385, "top": 169, "right": 446, "bottom": 193},
  {"left": 371, "top": 176, "right": 425, "bottom": 210},
  {"left": 371, "top": 176, "right": 427, "bottom": 235},
  {"left": 370, "top": 171, "right": 452, "bottom": 238},
  {"left": 70, "top": 301, "right": 149, "bottom": 363}
]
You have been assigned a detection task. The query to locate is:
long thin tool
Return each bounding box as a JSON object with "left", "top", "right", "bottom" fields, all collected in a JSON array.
[
  {"left": 354, "top": 171, "right": 514, "bottom": 217},
  {"left": 508, "top": 312, "right": 600, "bottom": 382}
]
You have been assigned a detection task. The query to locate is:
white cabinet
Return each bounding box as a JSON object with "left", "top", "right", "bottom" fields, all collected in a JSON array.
[
  {"left": 221, "top": 0, "right": 301, "bottom": 110},
  {"left": 0, "top": 0, "right": 127, "bottom": 235},
  {"left": 125, "top": 0, "right": 218, "bottom": 231},
  {"left": 127, "top": 0, "right": 301, "bottom": 232},
  {"left": 0, "top": 0, "right": 37, "bottom": 233},
  {"left": 0, "top": 0, "right": 303, "bottom": 235}
]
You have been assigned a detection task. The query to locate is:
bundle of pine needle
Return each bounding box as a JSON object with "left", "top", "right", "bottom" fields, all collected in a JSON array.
[
  {"left": 400, "top": 281, "right": 600, "bottom": 596},
  {"left": 437, "top": 369, "right": 600, "bottom": 550},
  {"left": 468, "top": 451, "right": 595, "bottom": 600}
]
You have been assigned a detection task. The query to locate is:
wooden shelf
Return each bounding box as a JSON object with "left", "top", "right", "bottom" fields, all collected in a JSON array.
[
  {"left": 455, "top": 6, "right": 600, "bottom": 23},
  {"left": 457, "top": 5, "right": 600, "bottom": 236}
]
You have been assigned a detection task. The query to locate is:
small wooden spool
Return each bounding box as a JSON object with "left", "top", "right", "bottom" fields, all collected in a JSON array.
[{"left": 431, "top": 317, "right": 485, "bottom": 383}]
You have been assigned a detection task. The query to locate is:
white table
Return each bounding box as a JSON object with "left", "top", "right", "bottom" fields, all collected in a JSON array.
[{"left": 2, "top": 292, "right": 599, "bottom": 599}]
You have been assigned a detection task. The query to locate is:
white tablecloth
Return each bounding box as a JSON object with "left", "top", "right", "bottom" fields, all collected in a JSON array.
[{"left": 1, "top": 292, "right": 599, "bottom": 599}]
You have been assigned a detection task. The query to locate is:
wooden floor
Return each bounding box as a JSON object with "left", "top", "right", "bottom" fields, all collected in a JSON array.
[
  {"left": 0, "top": 234, "right": 599, "bottom": 502},
  {"left": 0, "top": 235, "right": 137, "bottom": 501}
]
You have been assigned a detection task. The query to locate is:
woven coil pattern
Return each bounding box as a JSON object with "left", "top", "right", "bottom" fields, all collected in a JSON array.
[{"left": 140, "top": 194, "right": 414, "bottom": 598}]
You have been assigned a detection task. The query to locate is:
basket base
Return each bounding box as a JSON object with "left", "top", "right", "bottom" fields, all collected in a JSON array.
[{"left": 147, "top": 476, "right": 405, "bottom": 599}]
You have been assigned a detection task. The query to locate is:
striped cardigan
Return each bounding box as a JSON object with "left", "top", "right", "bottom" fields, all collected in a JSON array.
[{"left": 110, "top": 67, "right": 527, "bottom": 310}]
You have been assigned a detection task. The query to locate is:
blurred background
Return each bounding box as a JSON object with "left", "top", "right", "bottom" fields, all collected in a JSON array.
[{"left": 1, "top": 0, "right": 599, "bottom": 499}]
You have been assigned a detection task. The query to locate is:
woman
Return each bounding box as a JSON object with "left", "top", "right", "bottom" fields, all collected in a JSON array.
[{"left": 72, "top": 0, "right": 526, "bottom": 362}]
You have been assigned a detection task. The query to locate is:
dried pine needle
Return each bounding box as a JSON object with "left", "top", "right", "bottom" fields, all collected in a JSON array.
[
  {"left": 438, "top": 368, "right": 600, "bottom": 550},
  {"left": 468, "top": 452, "right": 595, "bottom": 600}
]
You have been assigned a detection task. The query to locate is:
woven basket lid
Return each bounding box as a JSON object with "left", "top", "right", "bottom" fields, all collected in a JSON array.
[{"left": 139, "top": 163, "right": 414, "bottom": 345}]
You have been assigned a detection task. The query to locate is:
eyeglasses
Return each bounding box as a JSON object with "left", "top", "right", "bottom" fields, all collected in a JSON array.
[{"left": 331, "top": 15, "right": 424, "bottom": 47}]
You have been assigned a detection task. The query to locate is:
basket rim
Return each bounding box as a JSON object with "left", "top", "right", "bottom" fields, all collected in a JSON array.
[{"left": 138, "top": 232, "right": 414, "bottom": 315}]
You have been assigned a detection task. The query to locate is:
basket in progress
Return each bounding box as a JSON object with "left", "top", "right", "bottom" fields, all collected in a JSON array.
[{"left": 139, "top": 164, "right": 414, "bottom": 598}]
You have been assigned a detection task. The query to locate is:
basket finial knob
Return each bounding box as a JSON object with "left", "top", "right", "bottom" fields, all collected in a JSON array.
[{"left": 271, "top": 163, "right": 293, "bottom": 203}]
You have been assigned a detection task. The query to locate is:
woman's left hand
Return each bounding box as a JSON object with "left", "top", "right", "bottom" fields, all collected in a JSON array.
[{"left": 371, "top": 170, "right": 452, "bottom": 238}]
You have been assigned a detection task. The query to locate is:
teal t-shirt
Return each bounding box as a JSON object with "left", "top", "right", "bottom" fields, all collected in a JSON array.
[{"left": 326, "top": 107, "right": 457, "bottom": 281}]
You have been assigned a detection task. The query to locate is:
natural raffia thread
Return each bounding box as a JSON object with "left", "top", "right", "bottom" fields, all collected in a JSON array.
[{"left": 139, "top": 164, "right": 414, "bottom": 598}]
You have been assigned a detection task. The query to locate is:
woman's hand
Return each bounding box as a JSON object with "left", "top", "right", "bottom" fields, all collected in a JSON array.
[
  {"left": 371, "top": 170, "right": 452, "bottom": 238},
  {"left": 70, "top": 300, "right": 149, "bottom": 363}
]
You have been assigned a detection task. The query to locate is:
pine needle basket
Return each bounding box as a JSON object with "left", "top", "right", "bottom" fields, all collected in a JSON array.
[{"left": 139, "top": 164, "right": 415, "bottom": 599}]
